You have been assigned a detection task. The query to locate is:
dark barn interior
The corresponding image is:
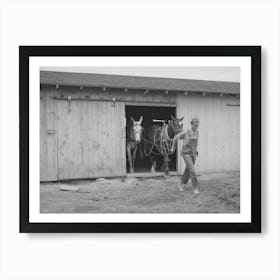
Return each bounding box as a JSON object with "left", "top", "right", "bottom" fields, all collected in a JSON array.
[{"left": 125, "top": 105, "right": 177, "bottom": 173}]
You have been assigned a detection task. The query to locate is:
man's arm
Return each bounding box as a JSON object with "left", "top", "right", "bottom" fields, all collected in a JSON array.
[{"left": 170, "top": 131, "right": 187, "bottom": 152}]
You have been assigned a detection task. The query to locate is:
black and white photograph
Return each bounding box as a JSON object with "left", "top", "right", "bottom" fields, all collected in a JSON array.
[
  {"left": 39, "top": 66, "right": 241, "bottom": 214},
  {"left": 19, "top": 46, "right": 260, "bottom": 233}
]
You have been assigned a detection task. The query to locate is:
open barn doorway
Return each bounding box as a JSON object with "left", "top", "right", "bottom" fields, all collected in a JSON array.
[{"left": 125, "top": 105, "right": 177, "bottom": 174}]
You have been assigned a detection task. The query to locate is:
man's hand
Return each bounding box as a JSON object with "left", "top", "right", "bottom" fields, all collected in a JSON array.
[{"left": 170, "top": 147, "right": 175, "bottom": 154}]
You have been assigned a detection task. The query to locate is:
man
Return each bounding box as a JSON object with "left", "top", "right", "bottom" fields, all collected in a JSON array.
[{"left": 170, "top": 117, "right": 200, "bottom": 194}]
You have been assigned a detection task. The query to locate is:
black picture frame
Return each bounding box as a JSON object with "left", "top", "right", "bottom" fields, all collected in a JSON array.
[{"left": 20, "top": 46, "right": 261, "bottom": 233}]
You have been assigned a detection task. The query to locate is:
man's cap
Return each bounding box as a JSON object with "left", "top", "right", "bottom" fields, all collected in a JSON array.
[{"left": 190, "top": 117, "right": 199, "bottom": 124}]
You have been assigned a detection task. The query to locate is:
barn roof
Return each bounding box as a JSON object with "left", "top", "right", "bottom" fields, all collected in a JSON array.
[{"left": 40, "top": 71, "right": 240, "bottom": 95}]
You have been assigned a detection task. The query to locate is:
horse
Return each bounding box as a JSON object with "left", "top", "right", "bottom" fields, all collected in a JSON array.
[
  {"left": 126, "top": 116, "right": 144, "bottom": 173},
  {"left": 142, "top": 115, "right": 184, "bottom": 177}
]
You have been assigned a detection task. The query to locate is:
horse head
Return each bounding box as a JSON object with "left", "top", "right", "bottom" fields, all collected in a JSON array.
[
  {"left": 169, "top": 115, "right": 184, "bottom": 135},
  {"left": 131, "top": 116, "right": 144, "bottom": 144}
]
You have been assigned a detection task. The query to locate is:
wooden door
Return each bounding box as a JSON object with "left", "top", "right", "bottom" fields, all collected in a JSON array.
[
  {"left": 56, "top": 100, "right": 126, "bottom": 180},
  {"left": 40, "top": 88, "right": 58, "bottom": 181},
  {"left": 176, "top": 94, "right": 240, "bottom": 173}
]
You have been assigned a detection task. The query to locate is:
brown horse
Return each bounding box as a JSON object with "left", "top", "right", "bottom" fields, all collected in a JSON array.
[
  {"left": 126, "top": 116, "right": 144, "bottom": 173},
  {"left": 143, "top": 115, "right": 183, "bottom": 177}
]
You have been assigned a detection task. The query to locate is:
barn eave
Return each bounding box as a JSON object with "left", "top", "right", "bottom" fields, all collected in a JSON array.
[
  {"left": 40, "top": 83, "right": 240, "bottom": 97},
  {"left": 40, "top": 71, "right": 240, "bottom": 96}
]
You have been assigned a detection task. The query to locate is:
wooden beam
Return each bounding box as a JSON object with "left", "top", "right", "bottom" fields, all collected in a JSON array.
[
  {"left": 127, "top": 171, "right": 178, "bottom": 178},
  {"left": 227, "top": 104, "right": 240, "bottom": 107},
  {"left": 125, "top": 101, "right": 176, "bottom": 107}
]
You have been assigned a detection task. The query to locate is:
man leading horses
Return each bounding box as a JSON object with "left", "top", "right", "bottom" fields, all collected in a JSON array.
[{"left": 170, "top": 117, "right": 200, "bottom": 195}]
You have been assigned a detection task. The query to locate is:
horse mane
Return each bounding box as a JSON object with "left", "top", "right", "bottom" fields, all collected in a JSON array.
[{"left": 167, "top": 120, "right": 176, "bottom": 139}]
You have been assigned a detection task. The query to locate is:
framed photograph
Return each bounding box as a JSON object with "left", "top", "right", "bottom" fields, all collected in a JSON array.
[{"left": 20, "top": 46, "right": 261, "bottom": 233}]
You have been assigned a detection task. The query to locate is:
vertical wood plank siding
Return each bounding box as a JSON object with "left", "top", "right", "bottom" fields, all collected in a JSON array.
[
  {"left": 56, "top": 99, "right": 126, "bottom": 180},
  {"left": 40, "top": 84, "right": 239, "bottom": 181},
  {"left": 40, "top": 85, "right": 176, "bottom": 181},
  {"left": 40, "top": 86, "right": 58, "bottom": 181},
  {"left": 177, "top": 94, "right": 240, "bottom": 174}
]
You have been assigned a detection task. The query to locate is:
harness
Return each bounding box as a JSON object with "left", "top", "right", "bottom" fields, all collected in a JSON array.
[{"left": 142, "top": 124, "right": 174, "bottom": 157}]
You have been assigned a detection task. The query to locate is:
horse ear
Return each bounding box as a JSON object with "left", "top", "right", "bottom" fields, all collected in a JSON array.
[
  {"left": 170, "top": 115, "right": 175, "bottom": 120},
  {"left": 131, "top": 117, "right": 135, "bottom": 123},
  {"left": 179, "top": 117, "right": 184, "bottom": 122},
  {"left": 139, "top": 116, "right": 143, "bottom": 124}
]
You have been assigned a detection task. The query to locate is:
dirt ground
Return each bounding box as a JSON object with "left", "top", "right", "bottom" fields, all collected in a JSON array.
[{"left": 40, "top": 172, "right": 240, "bottom": 213}]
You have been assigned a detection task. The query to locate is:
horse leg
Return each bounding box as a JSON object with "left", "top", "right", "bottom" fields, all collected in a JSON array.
[
  {"left": 150, "top": 155, "right": 156, "bottom": 173},
  {"left": 132, "top": 145, "right": 138, "bottom": 172},
  {"left": 151, "top": 161, "right": 156, "bottom": 173},
  {"left": 127, "top": 145, "right": 134, "bottom": 173},
  {"left": 163, "top": 154, "right": 170, "bottom": 177},
  {"left": 139, "top": 141, "right": 144, "bottom": 160}
]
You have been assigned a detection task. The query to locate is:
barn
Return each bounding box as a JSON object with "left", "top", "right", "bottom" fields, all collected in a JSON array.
[{"left": 40, "top": 71, "right": 240, "bottom": 182}]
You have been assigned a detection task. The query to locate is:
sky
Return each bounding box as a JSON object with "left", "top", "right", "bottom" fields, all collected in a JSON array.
[{"left": 40, "top": 66, "right": 240, "bottom": 83}]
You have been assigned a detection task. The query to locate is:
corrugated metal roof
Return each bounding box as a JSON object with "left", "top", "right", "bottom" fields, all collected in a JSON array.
[{"left": 40, "top": 71, "right": 240, "bottom": 94}]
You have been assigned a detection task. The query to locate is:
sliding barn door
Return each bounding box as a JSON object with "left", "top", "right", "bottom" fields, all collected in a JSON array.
[
  {"left": 57, "top": 100, "right": 126, "bottom": 180},
  {"left": 176, "top": 94, "right": 240, "bottom": 174}
]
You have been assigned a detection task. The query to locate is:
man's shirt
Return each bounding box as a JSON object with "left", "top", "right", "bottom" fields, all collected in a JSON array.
[{"left": 173, "top": 128, "right": 199, "bottom": 156}]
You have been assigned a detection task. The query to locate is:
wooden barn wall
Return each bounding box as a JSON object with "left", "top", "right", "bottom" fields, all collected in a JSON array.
[
  {"left": 40, "top": 84, "right": 239, "bottom": 181},
  {"left": 52, "top": 85, "right": 177, "bottom": 105},
  {"left": 177, "top": 94, "right": 240, "bottom": 174},
  {"left": 40, "top": 86, "right": 58, "bottom": 181},
  {"left": 40, "top": 85, "right": 176, "bottom": 181},
  {"left": 41, "top": 85, "right": 132, "bottom": 181},
  {"left": 56, "top": 97, "right": 126, "bottom": 180}
]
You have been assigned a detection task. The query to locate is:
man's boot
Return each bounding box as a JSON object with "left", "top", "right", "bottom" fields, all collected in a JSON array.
[{"left": 178, "top": 182, "right": 184, "bottom": 192}]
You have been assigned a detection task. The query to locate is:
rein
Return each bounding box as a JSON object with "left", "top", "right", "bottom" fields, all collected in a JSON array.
[{"left": 142, "top": 123, "right": 176, "bottom": 157}]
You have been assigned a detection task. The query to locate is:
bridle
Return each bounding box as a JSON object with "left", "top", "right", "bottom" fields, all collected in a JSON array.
[
  {"left": 169, "top": 119, "right": 183, "bottom": 137},
  {"left": 131, "top": 122, "right": 143, "bottom": 142},
  {"left": 133, "top": 123, "right": 143, "bottom": 133}
]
